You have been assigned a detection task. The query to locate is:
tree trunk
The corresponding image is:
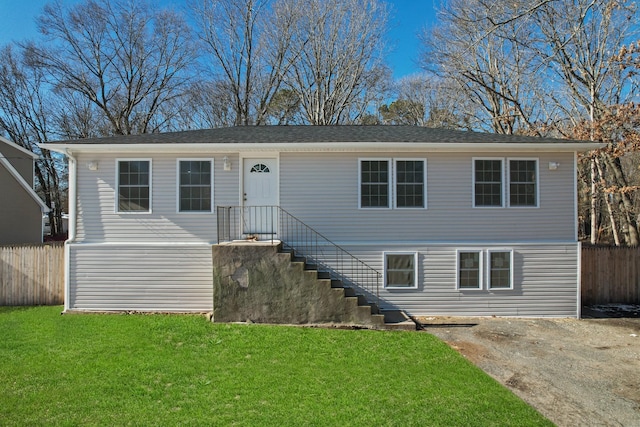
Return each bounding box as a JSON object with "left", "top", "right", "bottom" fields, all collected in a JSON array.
[
  {"left": 602, "top": 152, "right": 640, "bottom": 246},
  {"left": 594, "top": 156, "right": 620, "bottom": 246},
  {"left": 590, "top": 157, "right": 598, "bottom": 245}
]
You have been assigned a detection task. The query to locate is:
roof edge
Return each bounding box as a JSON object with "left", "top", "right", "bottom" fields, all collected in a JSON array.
[{"left": 40, "top": 141, "right": 605, "bottom": 155}]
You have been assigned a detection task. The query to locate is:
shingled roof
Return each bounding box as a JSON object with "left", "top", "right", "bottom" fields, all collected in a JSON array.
[{"left": 46, "top": 125, "right": 586, "bottom": 145}]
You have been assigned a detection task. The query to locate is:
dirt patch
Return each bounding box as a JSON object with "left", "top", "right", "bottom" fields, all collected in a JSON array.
[
  {"left": 446, "top": 340, "right": 490, "bottom": 365},
  {"left": 418, "top": 315, "right": 640, "bottom": 427}
]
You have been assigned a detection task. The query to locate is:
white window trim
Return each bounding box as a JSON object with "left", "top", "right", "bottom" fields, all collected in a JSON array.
[
  {"left": 487, "top": 249, "right": 514, "bottom": 290},
  {"left": 115, "top": 158, "right": 152, "bottom": 214},
  {"left": 358, "top": 158, "right": 392, "bottom": 209},
  {"left": 393, "top": 158, "right": 427, "bottom": 210},
  {"left": 383, "top": 251, "right": 418, "bottom": 289},
  {"left": 176, "top": 158, "right": 214, "bottom": 214},
  {"left": 472, "top": 157, "right": 505, "bottom": 208},
  {"left": 456, "top": 249, "right": 484, "bottom": 290},
  {"left": 507, "top": 158, "right": 540, "bottom": 208}
]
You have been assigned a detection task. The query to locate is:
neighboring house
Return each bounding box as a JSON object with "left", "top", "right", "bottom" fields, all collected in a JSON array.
[
  {"left": 0, "top": 136, "right": 49, "bottom": 245},
  {"left": 41, "top": 126, "right": 601, "bottom": 317}
]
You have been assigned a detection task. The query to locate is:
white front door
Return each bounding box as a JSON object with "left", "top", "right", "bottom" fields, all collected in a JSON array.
[{"left": 242, "top": 158, "right": 278, "bottom": 235}]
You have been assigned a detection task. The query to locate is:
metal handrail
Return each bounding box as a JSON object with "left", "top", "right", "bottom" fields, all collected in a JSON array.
[{"left": 216, "top": 206, "right": 381, "bottom": 308}]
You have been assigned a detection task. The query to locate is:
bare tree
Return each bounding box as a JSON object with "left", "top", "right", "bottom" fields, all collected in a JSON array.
[
  {"left": 533, "top": 0, "right": 639, "bottom": 246},
  {"left": 192, "top": 0, "right": 299, "bottom": 126},
  {"left": 180, "top": 79, "right": 237, "bottom": 129},
  {"left": 54, "top": 89, "right": 111, "bottom": 139},
  {"left": 28, "top": 0, "right": 196, "bottom": 135},
  {"left": 0, "top": 45, "right": 66, "bottom": 236},
  {"left": 281, "top": 0, "right": 390, "bottom": 125},
  {"left": 421, "top": 0, "right": 547, "bottom": 135}
]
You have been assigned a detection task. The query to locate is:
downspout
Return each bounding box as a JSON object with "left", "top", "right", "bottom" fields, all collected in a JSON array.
[{"left": 63, "top": 149, "right": 77, "bottom": 313}]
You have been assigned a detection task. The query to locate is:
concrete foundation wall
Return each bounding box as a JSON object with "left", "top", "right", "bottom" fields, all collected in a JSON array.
[{"left": 212, "top": 243, "right": 380, "bottom": 326}]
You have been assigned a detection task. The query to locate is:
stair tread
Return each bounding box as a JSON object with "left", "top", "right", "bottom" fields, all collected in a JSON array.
[{"left": 279, "top": 245, "right": 414, "bottom": 330}]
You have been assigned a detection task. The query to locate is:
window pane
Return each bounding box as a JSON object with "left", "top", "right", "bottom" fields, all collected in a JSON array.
[
  {"left": 387, "top": 254, "right": 413, "bottom": 270},
  {"left": 396, "top": 160, "right": 424, "bottom": 208},
  {"left": 118, "top": 161, "right": 150, "bottom": 212},
  {"left": 474, "top": 160, "right": 502, "bottom": 207},
  {"left": 490, "top": 252, "right": 511, "bottom": 289},
  {"left": 361, "top": 160, "right": 389, "bottom": 208},
  {"left": 509, "top": 160, "right": 537, "bottom": 207},
  {"left": 385, "top": 253, "right": 416, "bottom": 288},
  {"left": 179, "top": 160, "right": 212, "bottom": 212},
  {"left": 459, "top": 251, "right": 481, "bottom": 289}
]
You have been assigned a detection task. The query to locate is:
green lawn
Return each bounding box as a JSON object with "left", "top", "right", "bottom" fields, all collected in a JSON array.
[{"left": 0, "top": 306, "right": 551, "bottom": 426}]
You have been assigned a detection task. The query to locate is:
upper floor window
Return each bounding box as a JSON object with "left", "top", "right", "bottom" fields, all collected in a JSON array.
[
  {"left": 360, "top": 159, "right": 390, "bottom": 208},
  {"left": 359, "top": 159, "right": 426, "bottom": 209},
  {"left": 178, "top": 160, "right": 212, "bottom": 212},
  {"left": 509, "top": 160, "right": 537, "bottom": 207},
  {"left": 474, "top": 159, "right": 503, "bottom": 207},
  {"left": 473, "top": 158, "right": 538, "bottom": 208},
  {"left": 117, "top": 160, "right": 151, "bottom": 213},
  {"left": 396, "top": 160, "right": 425, "bottom": 208}
]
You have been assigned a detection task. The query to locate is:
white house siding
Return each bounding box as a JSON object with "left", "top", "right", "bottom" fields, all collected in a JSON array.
[
  {"left": 279, "top": 151, "right": 576, "bottom": 243},
  {"left": 74, "top": 152, "right": 240, "bottom": 243},
  {"left": 66, "top": 149, "right": 580, "bottom": 317},
  {"left": 324, "top": 243, "right": 579, "bottom": 317},
  {"left": 67, "top": 243, "right": 213, "bottom": 312}
]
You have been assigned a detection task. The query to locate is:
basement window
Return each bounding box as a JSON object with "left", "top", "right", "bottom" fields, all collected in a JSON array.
[
  {"left": 457, "top": 250, "right": 482, "bottom": 290},
  {"left": 488, "top": 250, "right": 513, "bottom": 289},
  {"left": 384, "top": 252, "right": 418, "bottom": 289}
]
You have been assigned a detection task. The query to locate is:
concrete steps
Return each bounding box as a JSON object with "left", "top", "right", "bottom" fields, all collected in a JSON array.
[{"left": 282, "top": 248, "right": 416, "bottom": 331}]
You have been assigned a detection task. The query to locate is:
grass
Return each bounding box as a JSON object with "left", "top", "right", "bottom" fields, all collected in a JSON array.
[{"left": 0, "top": 306, "right": 551, "bottom": 426}]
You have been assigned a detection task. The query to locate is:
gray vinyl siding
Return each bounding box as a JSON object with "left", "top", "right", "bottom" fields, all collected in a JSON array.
[
  {"left": 280, "top": 152, "right": 576, "bottom": 242},
  {"left": 0, "top": 164, "right": 43, "bottom": 244},
  {"left": 74, "top": 153, "right": 240, "bottom": 243},
  {"left": 325, "top": 243, "right": 579, "bottom": 317},
  {"left": 68, "top": 243, "right": 213, "bottom": 312},
  {"left": 68, "top": 149, "right": 580, "bottom": 317},
  {"left": 1, "top": 143, "right": 34, "bottom": 186}
]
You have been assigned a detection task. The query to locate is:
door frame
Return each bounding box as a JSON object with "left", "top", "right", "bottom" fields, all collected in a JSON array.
[
  {"left": 239, "top": 154, "right": 280, "bottom": 238},
  {"left": 239, "top": 153, "right": 280, "bottom": 208}
]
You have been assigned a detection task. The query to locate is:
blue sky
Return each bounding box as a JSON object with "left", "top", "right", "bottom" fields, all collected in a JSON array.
[{"left": 0, "top": 0, "right": 437, "bottom": 78}]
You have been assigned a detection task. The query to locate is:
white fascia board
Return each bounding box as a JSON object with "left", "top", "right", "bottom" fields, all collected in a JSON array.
[
  {"left": 40, "top": 141, "right": 606, "bottom": 155},
  {"left": 0, "top": 135, "right": 39, "bottom": 159},
  {"left": 0, "top": 156, "right": 50, "bottom": 212}
]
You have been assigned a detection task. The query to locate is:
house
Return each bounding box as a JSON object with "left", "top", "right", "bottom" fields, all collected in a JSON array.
[
  {"left": 0, "top": 136, "right": 49, "bottom": 245},
  {"left": 41, "top": 126, "right": 601, "bottom": 318}
]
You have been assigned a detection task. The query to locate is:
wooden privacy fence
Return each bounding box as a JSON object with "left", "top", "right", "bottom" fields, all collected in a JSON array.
[
  {"left": 0, "top": 243, "right": 64, "bottom": 306},
  {"left": 581, "top": 245, "right": 640, "bottom": 305}
]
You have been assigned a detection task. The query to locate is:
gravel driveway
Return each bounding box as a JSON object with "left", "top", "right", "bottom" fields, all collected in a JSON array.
[{"left": 418, "top": 311, "right": 640, "bottom": 427}]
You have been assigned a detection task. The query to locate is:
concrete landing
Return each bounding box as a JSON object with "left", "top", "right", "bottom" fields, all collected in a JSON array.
[{"left": 381, "top": 309, "right": 418, "bottom": 331}]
